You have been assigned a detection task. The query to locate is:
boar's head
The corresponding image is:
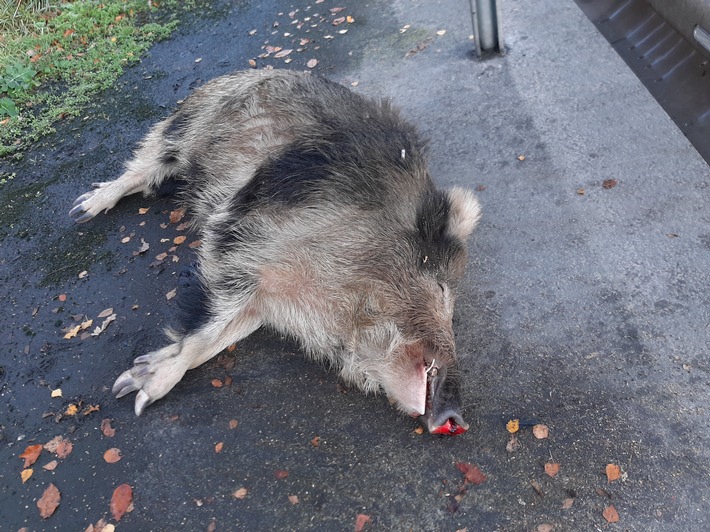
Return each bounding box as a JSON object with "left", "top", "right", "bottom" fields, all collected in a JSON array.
[{"left": 371, "top": 186, "right": 480, "bottom": 435}]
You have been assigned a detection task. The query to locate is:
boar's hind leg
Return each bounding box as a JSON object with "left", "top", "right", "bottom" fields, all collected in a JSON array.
[
  {"left": 112, "top": 306, "right": 262, "bottom": 415},
  {"left": 70, "top": 120, "right": 178, "bottom": 223}
]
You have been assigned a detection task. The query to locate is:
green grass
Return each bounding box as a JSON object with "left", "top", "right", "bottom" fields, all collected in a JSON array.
[{"left": 0, "top": 0, "right": 180, "bottom": 158}]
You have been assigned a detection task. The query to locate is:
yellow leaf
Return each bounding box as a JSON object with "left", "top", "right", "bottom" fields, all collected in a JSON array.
[
  {"left": 21, "top": 468, "right": 33, "bottom": 483},
  {"left": 80, "top": 319, "right": 93, "bottom": 330},
  {"left": 64, "top": 325, "right": 81, "bottom": 339},
  {"left": 65, "top": 404, "right": 78, "bottom": 416},
  {"left": 173, "top": 235, "right": 187, "bottom": 245},
  {"left": 506, "top": 419, "right": 519, "bottom": 433},
  {"left": 51, "top": 388, "right": 62, "bottom": 398}
]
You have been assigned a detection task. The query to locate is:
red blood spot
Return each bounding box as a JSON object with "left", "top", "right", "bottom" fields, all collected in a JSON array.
[{"left": 431, "top": 419, "right": 467, "bottom": 436}]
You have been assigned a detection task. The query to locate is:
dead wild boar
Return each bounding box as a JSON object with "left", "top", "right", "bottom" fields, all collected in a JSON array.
[{"left": 70, "top": 69, "right": 480, "bottom": 435}]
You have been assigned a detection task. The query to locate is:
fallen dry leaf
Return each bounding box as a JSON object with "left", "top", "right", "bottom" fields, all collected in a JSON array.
[
  {"left": 211, "top": 378, "right": 223, "bottom": 388},
  {"left": 233, "top": 487, "right": 248, "bottom": 499},
  {"left": 43, "top": 460, "right": 58, "bottom": 471},
  {"left": 83, "top": 404, "right": 100, "bottom": 415},
  {"left": 562, "top": 497, "right": 574, "bottom": 509},
  {"left": 133, "top": 238, "right": 150, "bottom": 255},
  {"left": 215, "top": 442, "right": 224, "bottom": 453},
  {"left": 545, "top": 462, "right": 560, "bottom": 478},
  {"left": 274, "top": 469, "right": 289, "bottom": 480},
  {"left": 91, "top": 314, "right": 116, "bottom": 337},
  {"left": 166, "top": 288, "right": 177, "bottom": 300},
  {"left": 288, "top": 494, "right": 299, "bottom": 505},
  {"left": 103, "top": 448, "right": 122, "bottom": 463},
  {"left": 97, "top": 308, "right": 114, "bottom": 318},
  {"left": 188, "top": 240, "right": 202, "bottom": 249},
  {"left": 307, "top": 58, "right": 318, "bottom": 68},
  {"left": 229, "top": 419, "right": 239, "bottom": 430},
  {"left": 536, "top": 525, "right": 554, "bottom": 532},
  {"left": 596, "top": 487, "right": 612, "bottom": 498},
  {"left": 517, "top": 154, "right": 526, "bottom": 161},
  {"left": 65, "top": 404, "right": 78, "bottom": 416},
  {"left": 138, "top": 207, "right": 150, "bottom": 214},
  {"left": 58, "top": 294, "right": 67, "bottom": 302},
  {"left": 436, "top": 29, "right": 447, "bottom": 36},
  {"left": 44, "top": 436, "right": 73, "bottom": 459},
  {"left": 506, "top": 419, "right": 519, "bottom": 433},
  {"left": 530, "top": 479, "right": 545, "bottom": 498},
  {"left": 506, "top": 434, "right": 521, "bottom": 453},
  {"left": 576, "top": 188, "right": 586, "bottom": 195},
  {"left": 602, "top": 179, "right": 618, "bottom": 189},
  {"left": 333, "top": 16, "right": 346, "bottom": 25},
  {"left": 101, "top": 418, "right": 116, "bottom": 437},
  {"left": 455, "top": 462, "right": 487, "bottom": 485},
  {"left": 110, "top": 484, "right": 133, "bottom": 521},
  {"left": 354, "top": 514, "right": 371, "bottom": 531},
  {"left": 51, "top": 388, "right": 62, "bottom": 398},
  {"left": 248, "top": 58, "right": 257, "bottom": 68},
  {"left": 38, "top": 483, "right": 61, "bottom": 518},
  {"left": 330, "top": 6, "right": 344, "bottom": 13},
  {"left": 413, "top": 426, "right": 424, "bottom": 435},
  {"left": 173, "top": 235, "right": 187, "bottom": 245},
  {"left": 169, "top": 208, "right": 185, "bottom": 223},
  {"left": 606, "top": 463, "right": 621, "bottom": 483},
  {"left": 274, "top": 48, "right": 292, "bottom": 58},
  {"left": 21, "top": 468, "right": 33, "bottom": 483},
  {"left": 120, "top": 236, "right": 131, "bottom": 244},
  {"left": 532, "top": 424, "right": 549, "bottom": 439},
  {"left": 20, "top": 444, "right": 43, "bottom": 468},
  {"left": 603, "top": 504, "right": 620, "bottom": 523},
  {"left": 64, "top": 324, "right": 81, "bottom": 339}
]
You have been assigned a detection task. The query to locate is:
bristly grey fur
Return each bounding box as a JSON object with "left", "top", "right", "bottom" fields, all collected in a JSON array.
[{"left": 70, "top": 70, "right": 481, "bottom": 431}]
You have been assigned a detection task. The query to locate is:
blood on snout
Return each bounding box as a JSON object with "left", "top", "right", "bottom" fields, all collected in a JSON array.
[{"left": 430, "top": 418, "right": 468, "bottom": 436}]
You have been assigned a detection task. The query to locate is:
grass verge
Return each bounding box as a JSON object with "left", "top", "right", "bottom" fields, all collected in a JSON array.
[{"left": 0, "top": 0, "right": 180, "bottom": 158}]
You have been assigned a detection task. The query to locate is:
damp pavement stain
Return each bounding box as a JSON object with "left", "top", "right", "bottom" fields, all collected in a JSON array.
[{"left": 0, "top": 0, "right": 709, "bottom": 531}]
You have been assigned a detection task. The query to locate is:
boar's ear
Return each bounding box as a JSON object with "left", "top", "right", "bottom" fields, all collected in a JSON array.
[{"left": 446, "top": 187, "right": 481, "bottom": 240}]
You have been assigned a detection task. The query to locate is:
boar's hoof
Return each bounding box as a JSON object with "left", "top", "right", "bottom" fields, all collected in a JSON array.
[{"left": 111, "top": 344, "right": 188, "bottom": 416}]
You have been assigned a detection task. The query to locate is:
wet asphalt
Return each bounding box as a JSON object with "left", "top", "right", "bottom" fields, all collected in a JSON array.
[{"left": 1, "top": 0, "right": 709, "bottom": 530}]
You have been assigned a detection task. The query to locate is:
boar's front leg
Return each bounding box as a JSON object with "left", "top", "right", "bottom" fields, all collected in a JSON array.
[{"left": 112, "top": 304, "right": 262, "bottom": 415}]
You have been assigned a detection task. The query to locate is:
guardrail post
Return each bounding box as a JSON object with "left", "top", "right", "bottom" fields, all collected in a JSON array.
[{"left": 470, "top": 0, "right": 505, "bottom": 57}]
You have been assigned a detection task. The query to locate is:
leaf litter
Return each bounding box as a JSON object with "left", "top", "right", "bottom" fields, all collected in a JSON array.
[{"left": 37, "top": 483, "right": 61, "bottom": 518}]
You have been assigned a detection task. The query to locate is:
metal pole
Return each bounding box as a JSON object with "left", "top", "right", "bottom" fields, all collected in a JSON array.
[{"left": 470, "top": 0, "right": 504, "bottom": 57}]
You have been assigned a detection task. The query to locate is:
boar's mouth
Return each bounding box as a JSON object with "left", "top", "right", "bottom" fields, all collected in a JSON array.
[{"left": 424, "top": 363, "right": 469, "bottom": 436}]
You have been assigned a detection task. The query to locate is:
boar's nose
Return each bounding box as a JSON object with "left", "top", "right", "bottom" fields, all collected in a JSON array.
[
  {"left": 427, "top": 409, "right": 469, "bottom": 436},
  {"left": 424, "top": 365, "right": 469, "bottom": 436}
]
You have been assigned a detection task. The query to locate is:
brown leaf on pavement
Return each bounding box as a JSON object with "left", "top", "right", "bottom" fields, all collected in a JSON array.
[
  {"left": 532, "top": 424, "right": 549, "bottom": 439},
  {"left": 110, "top": 484, "right": 133, "bottom": 521},
  {"left": 101, "top": 418, "right": 116, "bottom": 437},
  {"left": 544, "top": 462, "right": 560, "bottom": 478},
  {"left": 606, "top": 463, "right": 621, "bottom": 483},
  {"left": 20, "top": 444, "right": 43, "bottom": 468},
  {"left": 603, "top": 504, "right": 620, "bottom": 523},
  {"left": 455, "top": 462, "right": 487, "bottom": 485},
  {"left": 37, "top": 483, "right": 61, "bottom": 518},
  {"left": 103, "top": 448, "right": 122, "bottom": 463}
]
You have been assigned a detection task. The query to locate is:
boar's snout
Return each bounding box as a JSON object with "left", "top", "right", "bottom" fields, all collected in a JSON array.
[{"left": 425, "top": 365, "right": 469, "bottom": 436}]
